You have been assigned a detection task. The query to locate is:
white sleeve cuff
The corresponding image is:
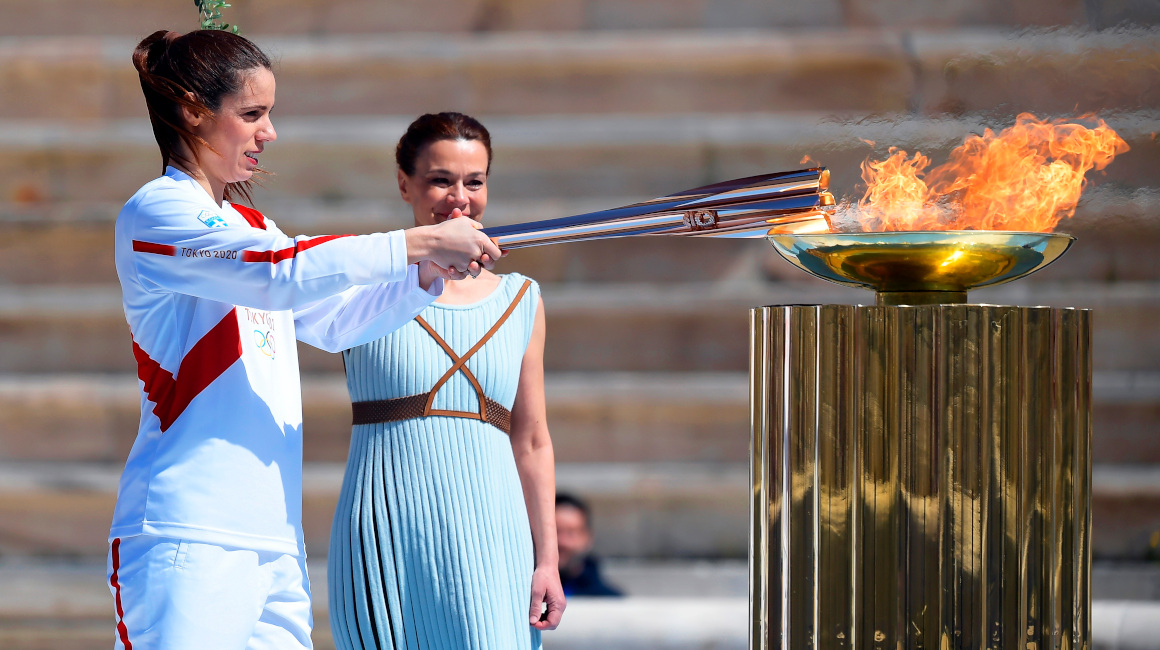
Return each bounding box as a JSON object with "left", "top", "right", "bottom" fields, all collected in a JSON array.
[
  {"left": 407, "top": 264, "right": 444, "bottom": 298},
  {"left": 366, "top": 230, "right": 410, "bottom": 283}
]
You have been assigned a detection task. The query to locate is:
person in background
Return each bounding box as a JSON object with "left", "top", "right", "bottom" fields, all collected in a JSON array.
[{"left": 556, "top": 492, "right": 624, "bottom": 597}]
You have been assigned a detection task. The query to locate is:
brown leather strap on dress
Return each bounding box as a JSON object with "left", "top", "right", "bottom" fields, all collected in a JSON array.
[
  {"left": 351, "top": 279, "right": 531, "bottom": 434},
  {"left": 351, "top": 393, "right": 513, "bottom": 434},
  {"left": 417, "top": 279, "right": 531, "bottom": 421}
]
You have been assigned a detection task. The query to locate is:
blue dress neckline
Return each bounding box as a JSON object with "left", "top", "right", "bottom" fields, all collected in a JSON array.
[{"left": 428, "top": 273, "right": 517, "bottom": 311}]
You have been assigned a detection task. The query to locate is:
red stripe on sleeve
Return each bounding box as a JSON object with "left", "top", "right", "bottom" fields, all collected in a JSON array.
[
  {"left": 131, "top": 309, "right": 243, "bottom": 432},
  {"left": 230, "top": 202, "right": 268, "bottom": 230},
  {"left": 110, "top": 538, "right": 133, "bottom": 649},
  {"left": 132, "top": 241, "right": 177, "bottom": 256},
  {"left": 242, "top": 234, "right": 353, "bottom": 263}
]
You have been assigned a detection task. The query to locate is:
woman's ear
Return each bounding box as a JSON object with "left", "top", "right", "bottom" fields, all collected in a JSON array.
[
  {"left": 397, "top": 169, "right": 412, "bottom": 204},
  {"left": 180, "top": 92, "right": 203, "bottom": 129}
]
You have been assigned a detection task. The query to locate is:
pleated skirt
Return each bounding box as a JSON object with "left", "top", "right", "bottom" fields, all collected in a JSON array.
[{"left": 328, "top": 415, "right": 541, "bottom": 650}]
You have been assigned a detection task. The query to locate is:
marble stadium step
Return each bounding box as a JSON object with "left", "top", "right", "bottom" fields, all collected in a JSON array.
[
  {"left": 0, "top": 372, "right": 754, "bottom": 465},
  {"left": 5, "top": 371, "right": 1159, "bottom": 465},
  {"left": 1, "top": 281, "right": 1159, "bottom": 374},
  {"left": 2, "top": 29, "right": 1157, "bottom": 121},
  {"left": 0, "top": 460, "right": 1157, "bottom": 561},
  {"left": 1, "top": 111, "right": 1156, "bottom": 208},
  {"left": 3, "top": 184, "right": 1159, "bottom": 287},
  {"left": 3, "top": 558, "right": 1158, "bottom": 624},
  {"left": 0, "top": 281, "right": 846, "bottom": 374},
  {"left": 2, "top": 558, "right": 1159, "bottom": 650},
  {"left": 0, "top": 461, "right": 749, "bottom": 559},
  {"left": 1, "top": 372, "right": 1158, "bottom": 466},
  {"left": 3, "top": 0, "right": 1104, "bottom": 37},
  {"left": 0, "top": 559, "right": 741, "bottom": 650}
]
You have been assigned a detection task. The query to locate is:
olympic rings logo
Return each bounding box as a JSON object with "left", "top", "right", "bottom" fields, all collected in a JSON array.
[{"left": 253, "top": 329, "right": 276, "bottom": 358}]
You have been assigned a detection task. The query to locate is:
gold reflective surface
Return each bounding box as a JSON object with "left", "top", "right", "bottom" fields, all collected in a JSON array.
[
  {"left": 750, "top": 305, "right": 1091, "bottom": 650},
  {"left": 767, "top": 232, "right": 1074, "bottom": 304}
]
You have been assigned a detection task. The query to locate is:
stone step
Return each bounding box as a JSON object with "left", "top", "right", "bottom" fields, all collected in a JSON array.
[
  {"left": 3, "top": 185, "right": 1160, "bottom": 287},
  {"left": 1, "top": 29, "right": 1156, "bottom": 120},
  {"left": 3, "top": 590, "right": 1160, "bottom": 650},
  {"left": 0, "top": 282, "right": 1158, "bottom": 373},
  {"left": 2, "top": 372, "right": 1158, "bottom": 465},
  {"left": 5, "top": 551, "right": 1156, "bottom": 650},
  {"left": 0, "top": 461, "right": 750, "bottom": 559},
  {"left": 3, "top": 557, "right": 1157, "bottom": 620},
  {"left": 0, "top": 461, "right": 1156, "bottom": 561},
  {"left": 600, "top": 561, "right": 1160, "bottom": 601},
  {"left": 0, "top": 372, "right": 754, "bottom": 464},
  {"left": 1, "top": 111, "right": 1155, "bottom": 208},
  {"left": 4, "top": 601, "right": 1160, "bottom": 650},
  {"left": 0, "top": 281, "right": 847, "bottom": 374},
  {"left": 2, "top": 0, "right": 1102, "bottom": 37}
]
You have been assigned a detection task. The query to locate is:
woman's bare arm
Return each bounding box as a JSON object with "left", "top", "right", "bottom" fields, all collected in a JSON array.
[{"left": 510, "top": 296, "right": 565, "bottom": 630}]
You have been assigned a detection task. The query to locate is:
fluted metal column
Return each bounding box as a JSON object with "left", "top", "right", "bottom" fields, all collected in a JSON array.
[{"left": 750, "top": 305, "right": 1091, "bottom": 650}]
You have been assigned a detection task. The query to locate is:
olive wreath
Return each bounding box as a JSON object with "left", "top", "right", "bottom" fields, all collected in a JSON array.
[{"left": 195, "top": 0, "right": 239, "bottom": 33}]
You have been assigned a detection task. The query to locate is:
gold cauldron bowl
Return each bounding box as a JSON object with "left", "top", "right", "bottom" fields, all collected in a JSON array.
[{"left": 767, "top": 230, "right": 1075, "bottom": 305}]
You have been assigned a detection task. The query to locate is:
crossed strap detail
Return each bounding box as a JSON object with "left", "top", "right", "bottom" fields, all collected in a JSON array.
[{"left": 351, "top": 279, "right": 532, "bottom": 434}]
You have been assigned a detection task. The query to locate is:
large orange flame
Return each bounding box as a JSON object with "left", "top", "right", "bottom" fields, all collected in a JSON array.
[{"left": 854, "top": 114, "right": 1129, "bottom": 232}]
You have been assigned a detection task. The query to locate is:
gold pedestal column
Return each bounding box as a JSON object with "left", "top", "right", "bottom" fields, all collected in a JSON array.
[{"left": 750, "top": 305, "right": 1091, "bottom": 650}]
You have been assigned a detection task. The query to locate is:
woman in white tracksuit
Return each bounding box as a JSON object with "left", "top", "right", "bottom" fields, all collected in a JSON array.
[{"left": 107, "top": 29, "right": 501, "bottom": 649}]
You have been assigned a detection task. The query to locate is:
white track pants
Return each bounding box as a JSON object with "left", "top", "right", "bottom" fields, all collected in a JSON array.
[{"left": 107, "top": 535, "right": 313, "bottom": 650}]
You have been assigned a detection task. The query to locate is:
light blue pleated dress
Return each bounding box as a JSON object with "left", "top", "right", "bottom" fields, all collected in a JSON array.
[{"left": 329, "top": 273, "right": 542, "bottom": 650}]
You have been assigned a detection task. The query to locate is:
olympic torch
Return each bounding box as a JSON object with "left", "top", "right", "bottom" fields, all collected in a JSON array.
[{"left": 482, "top": 168, "right": 834, "bottom": 249}]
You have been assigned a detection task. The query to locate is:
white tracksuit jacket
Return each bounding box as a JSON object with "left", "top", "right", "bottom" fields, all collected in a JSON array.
[{"left": 110, "top": 167, "right": 439, "bottom": 555}]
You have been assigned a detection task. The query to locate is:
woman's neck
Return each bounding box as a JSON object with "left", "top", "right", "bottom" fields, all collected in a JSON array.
[
  {"left": 435, "top": 270, "right": 501, "bottom": 305},
  {"left": 171, "top": 159, "right": 225, "bottom": 204}
]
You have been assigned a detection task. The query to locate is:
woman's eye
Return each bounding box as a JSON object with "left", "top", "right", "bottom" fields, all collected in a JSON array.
[
  {"left": 429, "top": 177, "right": 450, "bottom": 186},
  {"left": 467, "top": 180, "right": 484, "bottom": 190}
]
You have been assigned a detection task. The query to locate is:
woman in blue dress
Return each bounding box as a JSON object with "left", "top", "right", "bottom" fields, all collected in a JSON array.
[{"left": 329, "top": 112, "right": 565, "bottom": 649}]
